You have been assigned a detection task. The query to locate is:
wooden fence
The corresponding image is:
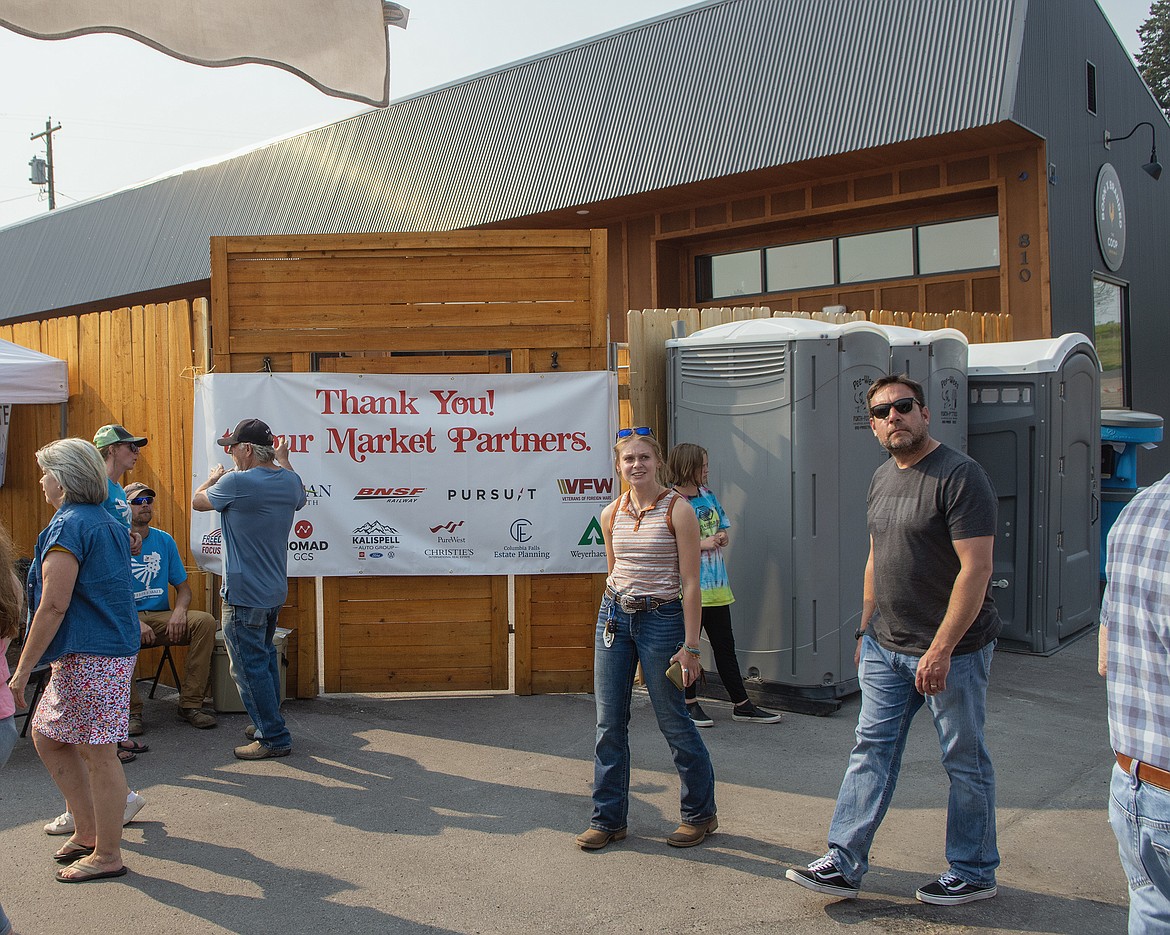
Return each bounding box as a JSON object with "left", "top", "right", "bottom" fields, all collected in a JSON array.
[{"left": 624, "top": 306, "right": 1013, "bottom": 443}]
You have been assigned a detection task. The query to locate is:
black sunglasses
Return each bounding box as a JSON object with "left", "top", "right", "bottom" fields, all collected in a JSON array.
[
  {"left": 129, "top": 496, "right": 154, "bottom": 505},
  {"left": 869, "top": 397, "right": 920, "bottom": 420},
  {"left": 616, "top": 426, "right": 653, "bottom": 440}
]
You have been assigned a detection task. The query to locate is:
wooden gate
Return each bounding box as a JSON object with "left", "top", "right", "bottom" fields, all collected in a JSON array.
[{"left": 211, "top": 231, "right": 607, "bottom": 694}]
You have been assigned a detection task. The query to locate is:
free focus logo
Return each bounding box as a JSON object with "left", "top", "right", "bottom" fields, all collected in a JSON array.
[
  {"left": 353, "top": 486, "right": 425, "bottom": 504},
  {"left": 556, "top": 477, "right": 614, "bottom": 502},
  {"left": 201, "top": 528, "right": 222, "bottom": 555}
]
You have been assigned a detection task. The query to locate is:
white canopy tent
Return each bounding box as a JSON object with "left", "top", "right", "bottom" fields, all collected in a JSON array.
[
  {"left": 0, "top": 339, "right": 67, "bottom": 403},
  {"left": 0, "top": 339, "right": 68, "bottom": 486}
]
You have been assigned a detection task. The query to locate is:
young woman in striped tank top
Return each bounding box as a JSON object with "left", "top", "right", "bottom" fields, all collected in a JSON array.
[{"left": 575, "top": 429, "right": 717, "bottom": 851}]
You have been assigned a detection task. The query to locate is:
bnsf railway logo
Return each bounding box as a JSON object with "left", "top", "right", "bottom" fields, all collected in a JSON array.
[{"left": 354, "top": 486, "right": 425, "bottom": 503}]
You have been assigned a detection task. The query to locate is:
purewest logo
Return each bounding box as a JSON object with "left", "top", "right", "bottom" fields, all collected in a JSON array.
[
  {"left": 429, "top": 521, "right": 465, "bottom": 534},
  {"left": 556, "top": 478, "right": 614, "bottom": 501},
  {"left": 353, "top": 486, "right": 425, "bottom": 503}
]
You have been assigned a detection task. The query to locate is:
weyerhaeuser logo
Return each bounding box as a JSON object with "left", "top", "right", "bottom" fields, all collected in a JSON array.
[
  {"left": 353, "top": 486, "right": 425, "bottom": 503},
  {"left": 556, "top": 477, "right": 614, "bottom": 502}
]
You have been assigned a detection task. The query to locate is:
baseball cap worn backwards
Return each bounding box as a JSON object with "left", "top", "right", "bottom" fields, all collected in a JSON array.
[
  {"left": 93, "top": 424, "right": 148, "bottom": 448},
  {"left": 217, "top": 418, "right": 274, "bottom": 447},
  {"left": 124, "top": 482, "right": 156, "bottom": 499}
]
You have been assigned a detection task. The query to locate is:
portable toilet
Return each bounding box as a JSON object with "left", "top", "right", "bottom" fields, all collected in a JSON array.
[
  {"left": 667, "top": 317, "right": 891, "bottom": 710},
  {"left": 1100, "top": 410, "right": 1163, "bottom": 578},
  {"left": 967, "top": 334, "right": 1100, "bottom": 654},
  {"left": 852, "top": 323, "right": 969, "bottom": 453}
]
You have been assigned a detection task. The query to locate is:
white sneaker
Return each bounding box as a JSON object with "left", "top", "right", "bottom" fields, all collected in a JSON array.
[
  {"left": 44, "top": 810, "right": 74, "bottom": 835},
  {"left": 124, "top": 791, "right": 146, "bottom": 826}
]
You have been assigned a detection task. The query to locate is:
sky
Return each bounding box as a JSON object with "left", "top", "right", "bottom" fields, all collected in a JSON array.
[{"left": 0, "top": 0, "right": 1157, "bottom": 230}]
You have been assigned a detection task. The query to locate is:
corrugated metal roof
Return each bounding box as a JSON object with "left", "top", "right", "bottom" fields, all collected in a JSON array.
[{"left": 0, "top": 0, "right": 1025, "bottom": 320}]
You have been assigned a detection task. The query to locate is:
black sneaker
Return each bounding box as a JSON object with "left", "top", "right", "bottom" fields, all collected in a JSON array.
[
  {"left": 785, "top": 854, "right": 859, "bottom": 898},
  {"left": 732, "top": 700, "right": 783, "bottom": 723},
  {"left": 687, "top": 702, "right": 714, "bottom": 727},
  {"left": 915, "top": 871, "right": 997, "bottom": 905}
]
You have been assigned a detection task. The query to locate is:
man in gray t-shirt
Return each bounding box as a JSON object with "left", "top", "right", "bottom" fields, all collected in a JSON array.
[
  {"left": 193, "top": 418, "right": 306, "bottom": 761},
  {"left": 787, "top": 374, "right": 1002, "bottom": 907}
]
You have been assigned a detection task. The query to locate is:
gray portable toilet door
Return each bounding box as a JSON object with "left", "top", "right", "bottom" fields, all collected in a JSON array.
[{"left": 1051, "top": 351, "right": 1101, "bottom": 642}]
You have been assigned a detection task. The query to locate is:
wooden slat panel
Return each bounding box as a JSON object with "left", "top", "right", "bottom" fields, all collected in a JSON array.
[
  {"left": 227, "top": 254, "right": 592, "bottom": 283},
  {"left": 228, "top": 301, "right": 590, "bottom": 331},
  {"left": 228, "top": 325, "right": 590, "bottom": 355},
  {"left": 223, "top": 229, "right": 594, "bottom": 253},
  {"left": 338, "top": 621, "right": 492, "bottom": 648},
  {"left": 228, "top": 276, "right": 591, "bottom": 306},
  {"left": 532, "top": 671, "right": 592, "bottom": 694},
  {"left": 341, "top": 668, "right": 493, "bottom": 692},
  {"left": 532, "top": 647, "right": 594, "bottom": 670}
]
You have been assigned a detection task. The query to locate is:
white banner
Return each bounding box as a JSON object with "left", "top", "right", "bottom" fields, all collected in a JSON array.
[{"left": 191, "top": 372, "right": 617, "bottom": 577}]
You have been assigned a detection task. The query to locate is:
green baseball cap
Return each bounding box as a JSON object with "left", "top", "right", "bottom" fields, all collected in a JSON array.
[{"left": 93, "top": 424, "right": 148, "bottom": 449}]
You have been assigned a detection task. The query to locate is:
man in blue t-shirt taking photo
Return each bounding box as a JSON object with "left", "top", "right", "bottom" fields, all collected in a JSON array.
[
  {"left": 192, "top": 418, "right": 306, "bottom": 761},
  {"left": 125, "top": 481, "right": 218, "bottom": 732}
]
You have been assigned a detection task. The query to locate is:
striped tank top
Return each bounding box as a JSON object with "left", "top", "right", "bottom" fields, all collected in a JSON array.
[{"left": 606, "top": 489, "right": 681, "bottom": 600}]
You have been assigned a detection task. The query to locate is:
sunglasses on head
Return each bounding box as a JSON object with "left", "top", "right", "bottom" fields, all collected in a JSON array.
[
  {"left": 129, "top": 496, "right": 154, "bottom": 505},
  {"left": 616, "top": 426, "right": 653, "bottom": 440},
  {"left": 869, "top": 397, "right": 920, "bottom": 420}
]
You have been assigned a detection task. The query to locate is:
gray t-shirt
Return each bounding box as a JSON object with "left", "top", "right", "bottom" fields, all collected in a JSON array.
[
  {"left": 867, "top": 443, "right": 1002, "bottom": 656},
  {"left": 207, "top": 465, "right": 306, "bottom": 609}
]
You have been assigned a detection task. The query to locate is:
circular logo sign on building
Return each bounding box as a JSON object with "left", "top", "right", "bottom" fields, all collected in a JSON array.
[{"left": 1096, "top": 162, "right": 1126, "bottom": 271}]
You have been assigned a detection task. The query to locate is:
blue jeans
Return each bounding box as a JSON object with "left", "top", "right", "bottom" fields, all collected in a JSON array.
[
  {"left": 827, "top": 636, "right": 998, "bottom": 887},
  {"left": 0, "top": 714, "right": 16, "bottom": 935},
  {"left": 223, "top": 604, "right": 290, "bottom": 751},
  {"left": 589, "top": 596, "right": 716, "bottom": 832},
  {"left": 1110, "top": 761, "right": 1170, "bottom": 934}
]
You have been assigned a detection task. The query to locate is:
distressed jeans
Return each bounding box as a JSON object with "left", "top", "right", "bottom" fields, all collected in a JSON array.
[
  {"left": 222, "top": 603, "right": 290, "bottom": 751},
  {"left": 1110, "top": 760, "right": 1170, "bottom": 934},
  {"left": 827, "top": 635, "right": 999, "bottom": 887},
  {"left": 589, "top": 595, "right": 716, "bottom": 832}
]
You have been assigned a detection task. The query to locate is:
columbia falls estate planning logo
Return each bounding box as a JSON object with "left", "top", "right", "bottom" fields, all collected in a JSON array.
[
  {"left": 556, "top": 477, "right": 614, "bottom": 502},
  {"left": 353, "top": 486, "right": 425, "bottom": 504}
]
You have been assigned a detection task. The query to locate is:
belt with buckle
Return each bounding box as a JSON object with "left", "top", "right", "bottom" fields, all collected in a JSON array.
[
  {"left": 1116, "top": 753, "right": 1170, "bottom": 792},
  {"left": 606, "top": 587, "right": 673, "bottom": 613}
]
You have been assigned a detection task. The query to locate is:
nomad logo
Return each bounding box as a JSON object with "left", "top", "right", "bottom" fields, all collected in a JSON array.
[
  {"left": 351, "top": 520, "right": 400, "bottom": 549},
  {"left": 578, "top": 517, "right": 604, "bottom": 546},
  {"left": 294, "top": 520, "right": 314, "bottom": 539},
  {"left": 556, "top": 478, "right": 614, "bottom": 502},
  {"left": 429, "top": 521, "right": 465, "bottom": 534},
  {"left": 354, "top": 486, "right": 425, "bottom": 504},
  {"left": 201, "top": 528, "right": 222, "bottom": 556}
]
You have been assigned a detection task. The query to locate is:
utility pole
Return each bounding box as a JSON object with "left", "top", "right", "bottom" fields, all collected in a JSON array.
[{"left": 30, "top": 118, "right": 62, "bottom": 210}]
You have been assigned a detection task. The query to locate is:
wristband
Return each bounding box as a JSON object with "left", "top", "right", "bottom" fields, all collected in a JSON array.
[
  {"left": 683, "top": 644, "right": 702, "bottom": 657},
  {"left": 854, "top": 628, "right": 865, "bottom": 641}
]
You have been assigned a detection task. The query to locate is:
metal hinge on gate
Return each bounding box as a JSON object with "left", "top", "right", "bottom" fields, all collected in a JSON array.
[{"left": 1057, "top": 531, "right": 1063, "bottom": 549}]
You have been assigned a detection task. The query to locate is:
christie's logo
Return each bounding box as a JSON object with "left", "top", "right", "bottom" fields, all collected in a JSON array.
[
  {"left": 556, "top": 478, "right": 614, "bottom": 502},
  {"left": 353, "top": 486, "right": 425, "bottom": 503},
  {"left": 201, "top": 528, "right": 222, "bottom": 555},
  {"left": 352, "top": 520, "right": 400, "bottom": 549}
]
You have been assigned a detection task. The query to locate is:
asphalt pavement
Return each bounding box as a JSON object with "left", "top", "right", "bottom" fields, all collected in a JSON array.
[{"left": 0, "top": 630, "right": 1126, "bottom": 935}]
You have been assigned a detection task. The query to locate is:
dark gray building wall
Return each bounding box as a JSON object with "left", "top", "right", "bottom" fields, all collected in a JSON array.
[{"left": 1013, "top": 0, "right": 1170, "bottom": 481}]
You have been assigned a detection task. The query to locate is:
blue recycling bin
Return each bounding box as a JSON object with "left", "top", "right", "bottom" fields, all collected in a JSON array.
[{"left": 1100, "top": 409, "right": 1163, "bottom": 578}]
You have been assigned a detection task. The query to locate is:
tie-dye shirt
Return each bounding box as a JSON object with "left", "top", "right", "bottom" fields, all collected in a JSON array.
[{"left": 684, "top": 486, "right": 734, "bottom": 607}]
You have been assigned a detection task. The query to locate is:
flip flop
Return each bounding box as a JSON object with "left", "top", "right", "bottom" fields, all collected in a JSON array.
[
  {"left": 53, "top": 842, "right": 95, "bottom": 864},
  {"left": 55, "top": 862, "right": 127, "bottom": 883},
  {"left": 118, "top": 740, "right": 149, "bottom": 753},
  {"left": 117, "top": 749, "right": 137, "bottom": 764}
]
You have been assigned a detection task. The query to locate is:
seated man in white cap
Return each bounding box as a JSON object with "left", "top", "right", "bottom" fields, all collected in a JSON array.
[{"left": 126, "top": 481, "right": 218, "bottom": 732}]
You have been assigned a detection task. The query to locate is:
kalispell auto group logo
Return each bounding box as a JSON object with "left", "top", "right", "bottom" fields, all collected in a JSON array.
[
  {"left": 353, "top": 486, "right": 425, "bottom": 504},
  {"left": 201, "top": 528, "right": 222, "bottom": 555},
  {"left": 352, "top": 521, "right": 399, "bottom": 560},
  {"left": 556, "top": 477, "right": 614, "bottom": 502}
]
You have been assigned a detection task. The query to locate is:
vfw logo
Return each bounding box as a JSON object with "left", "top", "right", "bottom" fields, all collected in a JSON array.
[{"left": 557, "top": 478, "right": 614, "bottom": 502}]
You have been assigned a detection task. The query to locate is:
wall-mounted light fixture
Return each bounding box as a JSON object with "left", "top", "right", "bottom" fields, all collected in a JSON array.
[{"left": 1103, "top": 121, "right": 1163, "bottom": 180}]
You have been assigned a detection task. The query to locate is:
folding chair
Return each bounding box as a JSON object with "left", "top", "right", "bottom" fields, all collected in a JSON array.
[{"left": 139, "top": 643, "right": 181, "bottom": 698}]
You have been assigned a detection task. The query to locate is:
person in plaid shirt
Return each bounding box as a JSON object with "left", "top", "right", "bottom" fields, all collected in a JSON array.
[{"left": 1099, "top": 472, "right": 1170, "bottom": 934}]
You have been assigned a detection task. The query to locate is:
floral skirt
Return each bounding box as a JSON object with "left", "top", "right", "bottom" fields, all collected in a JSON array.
[{"left": 32, "top": 653, "right": 135, "bottom": 745}]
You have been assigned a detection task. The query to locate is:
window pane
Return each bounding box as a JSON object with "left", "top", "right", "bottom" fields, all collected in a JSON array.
[
  {"left": 708, "top": 251, "right": 762, "bottom": 298},
  {"left": 838, "top": 228, "right": 913, "bottom": 283},
  {"left": 765, "top": 240, "right": 834, "bottom": 291},
  {"left": 918, "top": 216, "right": 1000, "bottom": 274},
  {"left": 1094, "top": 278, "right": 1126, "bottom": 407}
]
